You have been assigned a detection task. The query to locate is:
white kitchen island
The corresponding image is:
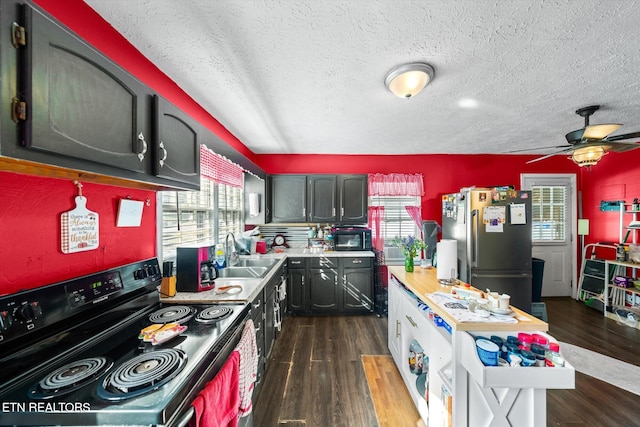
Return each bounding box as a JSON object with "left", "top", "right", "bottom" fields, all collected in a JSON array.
[{"left": 388, "top": 266, "right": 575, "bottom": 427}]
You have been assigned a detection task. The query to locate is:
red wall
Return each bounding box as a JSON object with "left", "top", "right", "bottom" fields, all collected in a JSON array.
[
  {"left": 580, "top": 149, "right": 640, "bottom": 247},
  {"left": 257, "top": 153, "right": 580, "bottom": 220},
  {"left": 0, "top": 172, "right": 156, "bottom": 295},
  {"left": 2, "top": 1, "right": 638, "bottom": 298}
]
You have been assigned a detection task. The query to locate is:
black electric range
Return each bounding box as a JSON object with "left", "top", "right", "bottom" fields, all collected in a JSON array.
[{"left": 0, "top": 258, "right": 250, "bottom": 426}]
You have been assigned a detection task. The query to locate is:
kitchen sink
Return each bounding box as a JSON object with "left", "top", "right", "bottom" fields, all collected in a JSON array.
[
  {"left": 217, "top": 266, "right": 270, "bottom": 278},
  {"left": 233, "top": 258, "right": 278, "bottom": 268}
]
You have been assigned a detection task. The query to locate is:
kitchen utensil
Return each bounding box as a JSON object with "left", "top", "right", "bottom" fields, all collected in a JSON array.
[{"left": 215, "top": 284, "right": 243, "bottom": 295}]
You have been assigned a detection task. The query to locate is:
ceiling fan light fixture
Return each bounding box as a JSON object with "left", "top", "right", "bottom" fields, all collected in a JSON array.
[
  {"left": 571, "top": 145, "right": 607, "bottom": 167},
  {"left": 384, "top": 63, "right": 434, "bottom": 99}
]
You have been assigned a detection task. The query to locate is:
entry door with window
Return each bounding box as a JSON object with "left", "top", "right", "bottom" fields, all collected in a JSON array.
[{"left": 522, "top": 174, "right": 576, "bottom": 297}]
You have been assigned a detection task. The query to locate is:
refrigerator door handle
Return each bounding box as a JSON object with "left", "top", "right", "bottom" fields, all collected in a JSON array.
[{"left": 470, "top": 209, "right": 479, "bottom": 267}]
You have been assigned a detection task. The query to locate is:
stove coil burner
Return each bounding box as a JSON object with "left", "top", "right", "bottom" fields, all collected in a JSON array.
[
  {"left": 29, "top": 356, "right": 113, "bottom": 399},
  {"left": 97, "top": 348, "right": 187, "bottom": 401},
  {"left": 196, "top": 306, "right": 233, "bottom": 323},
  {"left": 149, "top": 306, "right": 196, "bottom": 324}
]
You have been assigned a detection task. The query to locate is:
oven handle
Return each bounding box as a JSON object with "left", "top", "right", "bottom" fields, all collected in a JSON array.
[{"left": 175, "top": 406, "right": 195, "bottom": 427}]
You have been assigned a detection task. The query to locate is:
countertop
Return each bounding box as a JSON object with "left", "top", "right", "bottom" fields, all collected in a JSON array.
[
  {"left": 388, "top": 265, "right": 548, "bottom": 332},
  {"left": 160, "top": 249, "right": 375, "bottom": 304}
]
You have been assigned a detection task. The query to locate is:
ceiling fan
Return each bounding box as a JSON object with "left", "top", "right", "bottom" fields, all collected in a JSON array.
[{"left": 517, "top": 105, "right": 640, "bottom": 166}]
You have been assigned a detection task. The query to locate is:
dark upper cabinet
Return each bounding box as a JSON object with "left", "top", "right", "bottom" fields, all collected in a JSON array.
[
  {"left": 338, "top": 174, "right": 368, "bottom": 224},
  {"left": 268, "top": 174, "right": 368, "bottom": 224},
  {"left": 270, "top": 175, "right": 307, "bottom": 222},
  {"left": 308, "top": 175, "right": 337, "bottom": 222},
  {"left": 15, "top": 3, "right": 151, "bottom": 175},
  {"left": 152, "top": 95, "right": 200, "bottom": 189}
]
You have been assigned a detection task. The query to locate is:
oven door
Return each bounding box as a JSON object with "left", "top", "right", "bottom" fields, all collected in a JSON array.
[{"left": 171, "top": 309, "right": 251, "bottom": 427}]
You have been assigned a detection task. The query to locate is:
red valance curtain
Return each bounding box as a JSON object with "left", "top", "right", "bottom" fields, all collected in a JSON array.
[
  {"left": 405, "top": 206, "right": 422, "bottom": 234},
  {"left": 200, "top": 145, "right": 244, "bottom": 188},
  {"left": 367, "top": 206, "right": 385, "bottom": 251},
  {"left": 368, "top": 173, "right": 424, "bottom": 197}
]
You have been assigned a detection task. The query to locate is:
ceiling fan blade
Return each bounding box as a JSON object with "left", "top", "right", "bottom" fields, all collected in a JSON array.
[
  {"left": 525, "top": 147, "right": 576, "bottom": 164},
  {"left": 506, "top": 145, "right": 567, "bottom": 153},
  {"left": 604, "top": 131, "right": 640, "bottom": 142},
  {"left": 606, "top": 141, "right": 640, "bottom": 153},
  {"left": 583, "top": 124, "right": 622, "bottom": 139}
]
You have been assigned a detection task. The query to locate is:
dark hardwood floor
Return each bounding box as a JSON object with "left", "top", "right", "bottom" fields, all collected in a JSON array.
[{"left": 253, "top": 298, "right": 640, "bottom": 427}]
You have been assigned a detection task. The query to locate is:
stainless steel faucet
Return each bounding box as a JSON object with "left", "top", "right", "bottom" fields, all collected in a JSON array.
[{"left": 225, "top": 232, "right": 239, "bottom": 266}]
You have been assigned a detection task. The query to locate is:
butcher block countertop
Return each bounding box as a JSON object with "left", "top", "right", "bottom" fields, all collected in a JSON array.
[{"left": 388, "top": 265, "right": 547, "bottom": 332}]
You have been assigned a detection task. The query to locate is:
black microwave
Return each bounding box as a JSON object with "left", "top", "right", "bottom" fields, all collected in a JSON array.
[{"left": 332, "top": 227, "right": 372, "bottom": 251}]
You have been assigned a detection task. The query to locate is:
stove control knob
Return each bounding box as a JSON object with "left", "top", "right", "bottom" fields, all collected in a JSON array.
[
  {"left": 18, "top": 302, "right": 42, "bottom": 322},
  {"left": 0, "top": 310, "right": 13, "bottom": 331}
]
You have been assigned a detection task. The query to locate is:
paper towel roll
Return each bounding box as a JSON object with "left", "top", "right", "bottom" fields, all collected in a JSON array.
[
  {"left": 436, "top": 239, "right": 458, "bottom": 280},
  {"left": 249, "top": 193, "right": 260, "bottom": 217}
]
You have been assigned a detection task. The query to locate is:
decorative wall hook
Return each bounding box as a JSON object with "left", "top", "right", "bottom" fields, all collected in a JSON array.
[{"left": 73, "top": 180, "right": 83, "bottom": 197}]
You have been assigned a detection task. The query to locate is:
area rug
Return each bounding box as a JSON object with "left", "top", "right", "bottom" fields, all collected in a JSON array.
[
  {"left": 559, "top": 341, "right": 640, "bottom": 396},
  {"left": 361, "top": 355, "right": 423, "bottom": 427}
]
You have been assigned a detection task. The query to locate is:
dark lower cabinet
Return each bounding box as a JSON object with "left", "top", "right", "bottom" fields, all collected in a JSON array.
[
  {"left": 250, "top": 291, "right": 265, "bottom": 390},
  {"left": 342, "top": 257, "right": 374, "bottom": 313},
  {"left": 287, "top": 258, "right": 307, "bottom": 312},
  {"left": 288, "top": 256, "right": 373, "bottom": 314},
  {"left": 309, "top": 269, "right": 339, "bottom": 312}
]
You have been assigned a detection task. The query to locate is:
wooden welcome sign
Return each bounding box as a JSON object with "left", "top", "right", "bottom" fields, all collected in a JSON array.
[{"left": 61, "top": 182, "right": 99, "bottom": 254}]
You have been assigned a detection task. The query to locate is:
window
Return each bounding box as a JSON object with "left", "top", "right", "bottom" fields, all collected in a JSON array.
[
  {"left": 369, "top": 195, "right": 421, "bottom": 263},
  {"left": 159, "top": 177, "right": 243, "bottom": 264},
  {"left": 531, "top": 185, "right": 567, "bottom": 242}
]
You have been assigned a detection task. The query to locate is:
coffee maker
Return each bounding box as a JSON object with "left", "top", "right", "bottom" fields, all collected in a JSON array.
[{"left": 176, "top": 245, "right": 219, "bottom": 292}]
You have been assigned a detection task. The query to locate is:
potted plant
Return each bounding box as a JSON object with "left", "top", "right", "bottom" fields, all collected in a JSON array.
[{"left": 392, "top": 235, "right": 426, "bottom": 272}]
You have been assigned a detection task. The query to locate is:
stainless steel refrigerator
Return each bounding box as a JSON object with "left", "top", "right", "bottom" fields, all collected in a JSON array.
[{"left": 441, "top": 188, "right": 533, "bottom": 313}]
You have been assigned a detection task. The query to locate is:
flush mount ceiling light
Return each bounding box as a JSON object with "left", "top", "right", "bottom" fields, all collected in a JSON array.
[
  {"left": 570, "top": 145, "right": 609, "bottom": 167},
  {"left": 384, "top": 63, "right": 435, "bottom": 99}
]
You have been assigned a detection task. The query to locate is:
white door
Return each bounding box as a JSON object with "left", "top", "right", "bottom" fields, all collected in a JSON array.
[{"left": 522, "top": 174, "right": 577, "bottom": 298}]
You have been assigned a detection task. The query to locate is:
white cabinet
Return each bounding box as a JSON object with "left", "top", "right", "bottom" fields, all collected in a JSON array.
[
  {"left": 388, "top": 272, "right": 575, "bottom": 427},
  {"left": 388, "top": 276, "right": 451, "bottom": 426}
]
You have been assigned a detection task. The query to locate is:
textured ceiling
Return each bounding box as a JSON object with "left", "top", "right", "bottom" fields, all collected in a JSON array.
[{"left": 83, "top": 0, "right": 640, "bottom": 156}]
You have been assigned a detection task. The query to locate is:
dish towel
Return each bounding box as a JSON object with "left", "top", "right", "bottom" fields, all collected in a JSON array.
[
  {"left": 191, "top": 351, "right": 240, "bottom": 427},
  {"left": 235, "top": 319, "right": 258, "bottom": 417}
]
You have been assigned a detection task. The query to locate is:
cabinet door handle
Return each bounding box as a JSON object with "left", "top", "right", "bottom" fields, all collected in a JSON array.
[
  {"left": 252, "top": 299, "right": 261, "bottom": 309},
  {"left": 137, "top": 132, "right": 147, "bottom": 161},
  {"left": 303, "top": 207, "right": 306, "bottom": 217},
  {"left": 395, "top": 320, "right": 401, "bottom": 338},
  {"left": 405, "top": 315, "right": 417, "bottom": 327},
  {"left": 341, "top": 207, "right": 345, "bottom": 216},
  {"left": 254, "top": 324, "right": 261, "bottom": 332},
  {"left": 332, "top": 208, "right": 336, "bottom": 216},
  {"left": 159, "top": 141, "right": 168, "bottom": 167},
  {"left": 352, "top": 259, "right": 362, "bottom": 264}
]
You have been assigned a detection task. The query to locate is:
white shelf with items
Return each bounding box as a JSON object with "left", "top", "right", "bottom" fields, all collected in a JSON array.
[
  {"left": 620, "top": 202, "right": 640, "bottom": 244},
  {"left": 603, "top": 260, "right": 640, "bottom": 329}
]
